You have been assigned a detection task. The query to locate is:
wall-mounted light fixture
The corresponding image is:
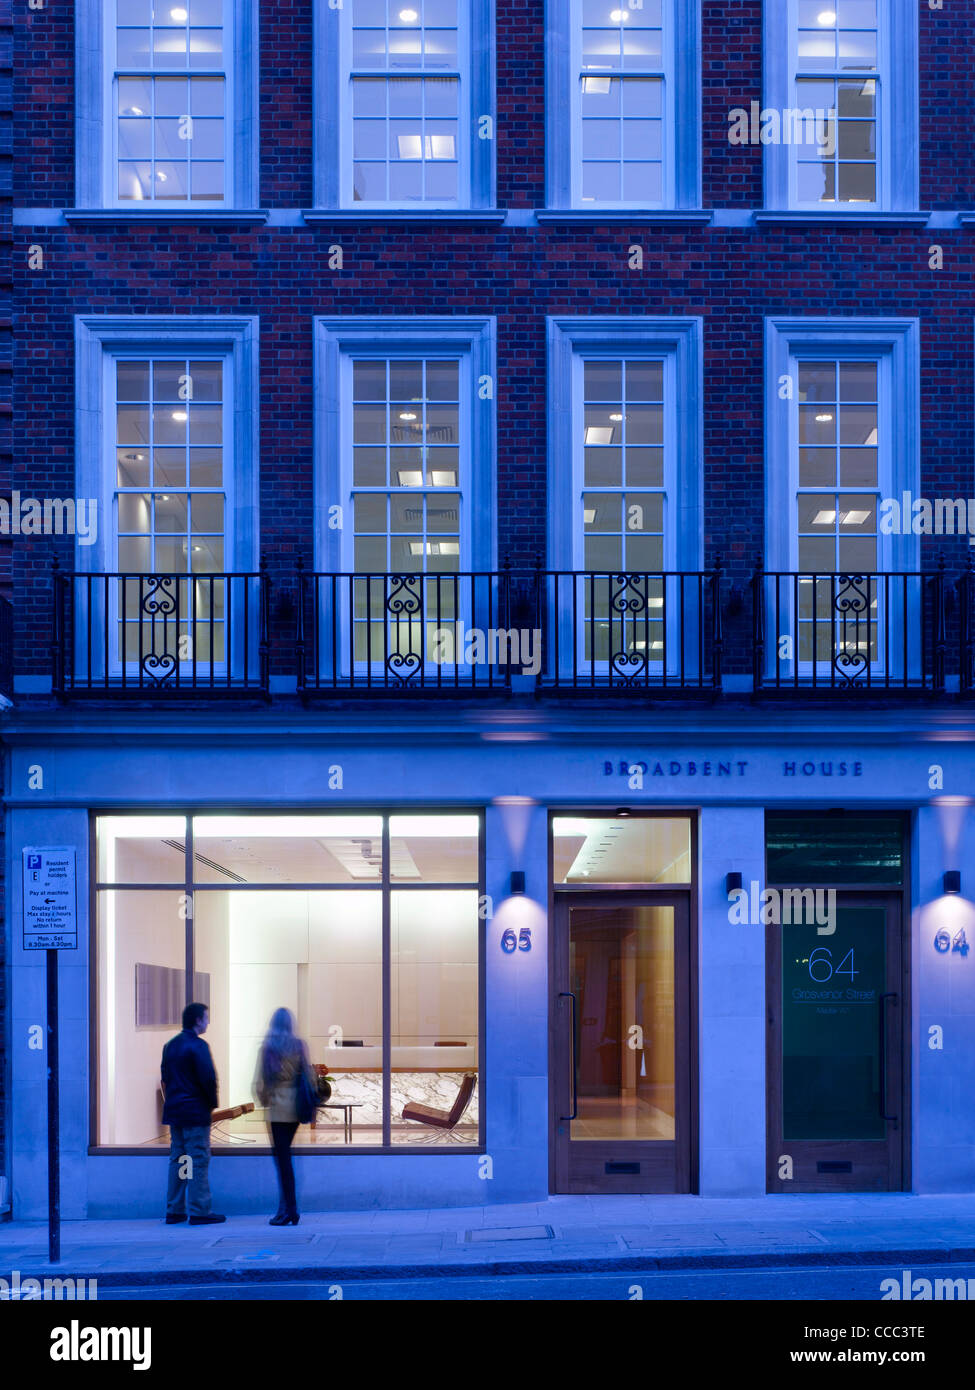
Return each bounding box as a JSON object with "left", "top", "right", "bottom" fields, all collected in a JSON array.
[
  {"left": 944, "top": 870, "right": 961, "bottom": 895},
  {"left": 725, "top": 871, "right": 743, "bottom": 897},
  {"left": 510, "top": 870, "right": 526, "bottom": 895},
  {"left": 615, "top": 808, "right": 632, "bottom": 819}
]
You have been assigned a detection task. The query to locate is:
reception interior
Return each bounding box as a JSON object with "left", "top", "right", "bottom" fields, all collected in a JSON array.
[{"left": 95, "top": 813, "right": 482, "bottom": 1150}]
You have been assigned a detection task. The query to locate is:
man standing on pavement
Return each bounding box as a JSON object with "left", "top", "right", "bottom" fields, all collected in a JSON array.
[{"left": 161, "top": 1002, "right": 226, "bottom": 1226}]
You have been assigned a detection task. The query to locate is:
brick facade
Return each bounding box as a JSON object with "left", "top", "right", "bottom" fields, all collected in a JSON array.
[
  {"left": 11, "top": 3, "right": 975, "bottom": 683},
  {"left": 7, "top": 2, "right": 975, "bottom": 1212}
]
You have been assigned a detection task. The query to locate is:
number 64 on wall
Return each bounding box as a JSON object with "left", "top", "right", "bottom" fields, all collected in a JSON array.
[{"left": 934, "top": 928, "right": 969, "bottom": 955}]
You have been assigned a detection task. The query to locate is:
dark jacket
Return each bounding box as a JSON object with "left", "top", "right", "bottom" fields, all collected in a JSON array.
[{"left": 161, "top": 1029, "right": 218, "bottom": 1127}]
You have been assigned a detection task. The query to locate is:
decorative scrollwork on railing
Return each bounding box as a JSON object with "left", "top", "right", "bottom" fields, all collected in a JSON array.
[
  {"left": 382, "top": 576, "right": 424, "bottom": 683},
  {"left": 385, "top": 574, "right": 423, "bottom": 616},
  {"left": 136, "top": 577, "right": 180, "bottom": 685},
  {"left": 606, "top": 573, "right": 662, "bottom": 686},
  {"left": 610, "top": 572, "right": 649, "bottom": 615},
  {"left": 833, "top": 573, "right": 871, "bottom": 616},
  {"left": 833, "top": 646, "right": 870, "bottom": 686},
  {"left": 831, "top": 574, "right": 874, "bottom": 686},
  {"left": 386, "top": 650, "right": 422, "bottom": 684},
  {"left": 610, "top": 649, "right": 650, "bottom": 687},
  {"left": 140, "top": 574, "right": 178, "bottom": 616},
  {"left": 141, "top": 651, "right": 178, "bottom": 685}
]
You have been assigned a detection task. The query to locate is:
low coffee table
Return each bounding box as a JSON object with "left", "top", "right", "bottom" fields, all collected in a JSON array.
[{"left": 318, "top": 1101, "right": 364, "bottom": 1143}]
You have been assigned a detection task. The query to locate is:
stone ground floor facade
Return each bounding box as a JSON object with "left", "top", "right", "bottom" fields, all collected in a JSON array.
[{"left": 3, "top": 704, "right": 973, "bottom": 1217}]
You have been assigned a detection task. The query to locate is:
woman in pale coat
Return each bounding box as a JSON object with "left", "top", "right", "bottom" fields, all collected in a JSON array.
[{"left": 253, "top": 1007, "right": 313, "bottom": 1225}]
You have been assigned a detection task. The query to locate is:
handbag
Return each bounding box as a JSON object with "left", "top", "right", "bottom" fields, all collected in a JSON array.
[{"left": 295, "top": 1064, "right": 319, "bottom": 1126}]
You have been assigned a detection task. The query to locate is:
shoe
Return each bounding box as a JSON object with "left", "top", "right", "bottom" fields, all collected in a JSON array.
[
  {"left": 188, "top": 1214, "right": 226, "bottom": 1225},
  {"left": 164, "top": 1213, "right": 187, "bottom": 1224},
  {"left": 269, "top": 1212, "right": 299, "bottom": 1226}
]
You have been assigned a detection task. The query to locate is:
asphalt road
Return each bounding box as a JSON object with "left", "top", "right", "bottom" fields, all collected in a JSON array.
[{"left": 95, "top": 1261, "right": 975, "bottom": 1301}]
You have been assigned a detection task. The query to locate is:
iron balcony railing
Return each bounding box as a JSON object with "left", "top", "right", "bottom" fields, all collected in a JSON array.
[
  {"left": 752, "top": 569, "right": 946, "bottom": 694},
  {"left": 53, "top": 567, "right": 270, "bottom": 696},
  {"left": 297, "top": 568, "right": 517, "bottom": 693},
  {"left": 532, "top": 569, "right": 723, "bottom": 692},
  {"left": 49, "top": 565, "right": 965, "bottom": 699},
  {"left": 297, "top": 567, "right": 722, "bottom": 695}
]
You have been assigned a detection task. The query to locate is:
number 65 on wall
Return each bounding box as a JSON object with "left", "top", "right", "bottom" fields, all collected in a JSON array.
[{"left": 501, "top": 928, "right": 532, "bottom": 953}]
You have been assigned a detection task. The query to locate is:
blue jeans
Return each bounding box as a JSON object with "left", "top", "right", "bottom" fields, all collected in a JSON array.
[{"left": 166, "top": 1124, "right": 213, "bottom": 1218}]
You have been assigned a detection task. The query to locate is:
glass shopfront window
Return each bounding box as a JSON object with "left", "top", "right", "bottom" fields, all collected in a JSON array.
[
  {"left": 552, "top": 814, "right": 691, "bottom": 883},
  {"left": 95, "top": 812, "right": 482, "bottom": 1151}
]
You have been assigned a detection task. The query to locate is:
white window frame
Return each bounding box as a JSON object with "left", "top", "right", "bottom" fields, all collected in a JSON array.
[
  {"left": 569, "top": 350, "right": 677, "bottom": 573},
  {"left": 339, "top": 350, "right": 471, "bottom": 570},
  {"left": 74, "top": 316, "right": 260, "bottom": 680},
  {"left": 75, "top": 0, "right": 260, "bottom": 211},
  {"left": 548, "top": 317, "right": 703, "bottom": 571},
  {"left": 546, "top": 0, "right": 701, "bottom": 211},
  {"left": 109, "top": 352, "right": 235, "bottom": 679},
  {"left": 763, "top": 0, "right": 918, "bottom": 214},
  {"left": 765, "top": 317, "right": 921, "bottom": 681},
  {"left": 548, "top": 317, "right": 703, "bottom": 680},
  {"left": 313, "top": 0, "right": 497, "bottom": 213},
  {"left": 314, "top": 317, "right": 496, "bottom": 677},
  {"left": 343, "top": 2, "right": 470, "bottom": 210}
]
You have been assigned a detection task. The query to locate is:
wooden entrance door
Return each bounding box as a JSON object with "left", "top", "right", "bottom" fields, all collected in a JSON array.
[{"left": 552, "top": 893, "right": 692, "bottom": 1194}]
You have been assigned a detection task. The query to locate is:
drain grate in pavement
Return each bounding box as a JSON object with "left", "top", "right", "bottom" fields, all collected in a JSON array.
[{"left": 464, "top": 1225, "right": 554, "bottom": 1243}]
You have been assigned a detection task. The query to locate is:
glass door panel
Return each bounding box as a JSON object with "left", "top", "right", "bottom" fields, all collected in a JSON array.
[
  {"left": 553, "top": 893, "right": 691, "bottom": 1194},
  {"left": 569, "top": 904, "right": 675, "bottom": 1142}
]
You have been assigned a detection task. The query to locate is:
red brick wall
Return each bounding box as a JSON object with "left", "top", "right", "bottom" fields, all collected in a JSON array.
[{"left": 11, "top": 1, "right": 975, "bottom": 679}]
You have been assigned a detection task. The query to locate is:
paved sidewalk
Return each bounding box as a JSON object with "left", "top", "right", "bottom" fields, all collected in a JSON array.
[{"left": 1, "top": 1193, "right": 974, "bottom": 1285}]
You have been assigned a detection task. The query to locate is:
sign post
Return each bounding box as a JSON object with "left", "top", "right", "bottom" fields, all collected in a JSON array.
[
  {"left": 46, "top": 948, "right": 59, "bottom": 1264},
  {"left": 23, "top": 847, "right": 77, "bottom": 1265}
]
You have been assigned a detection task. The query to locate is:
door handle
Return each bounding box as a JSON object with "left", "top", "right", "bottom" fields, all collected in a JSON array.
[
  {"left": 558, "top": 991, "right": 578, "bottom": 1121},
  {"left": 879, "top": 991, "right": 898, "bottom": 1124}
]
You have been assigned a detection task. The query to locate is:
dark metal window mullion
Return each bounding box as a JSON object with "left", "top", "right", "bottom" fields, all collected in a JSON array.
[
  {"left": 382, "top": 815, "right": 391, "bottom": 1149},
  {"left": 184, "top": 815, "right": 194, "bottom": 1006}
]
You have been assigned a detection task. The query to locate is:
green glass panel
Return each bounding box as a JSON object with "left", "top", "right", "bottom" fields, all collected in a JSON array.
[
  {"left": 766, "top": 813, "right": 904, "bottom": 885},
  {"left": 782, "top": 906, "right": 886, "bottom": 1141}
]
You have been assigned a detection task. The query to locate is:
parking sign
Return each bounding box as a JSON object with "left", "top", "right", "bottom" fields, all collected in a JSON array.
[{"left": 23, "top": 847, "right": 78, "bottom": 950}]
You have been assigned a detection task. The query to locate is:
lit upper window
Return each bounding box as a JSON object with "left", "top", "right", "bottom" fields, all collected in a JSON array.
[
  {"left": 795, "top": 357, "right": 880, "bottom": 574},
  {"left": 577, "top": 0, "right": 667, "bottom": 205},
  {"left": 349, "top": 0, "right": 464, "bottom": 205},
  {"left": 763, "top": 0, "right": 918, "bottom": 213},
  {"left": 545, "top": 0, "right": 700, "bottom": 212},
  {"left": 794, "top": 0, "right": 878, "bottom": 206},
  {"left": 114, "top": 356, "right": 227, "bottom": 575},
  {"left": 351, "top": 356, "right": 462, "bottom": 576},
  {"left": 113, "top": 0, "right": 229, "bottom": 204}
]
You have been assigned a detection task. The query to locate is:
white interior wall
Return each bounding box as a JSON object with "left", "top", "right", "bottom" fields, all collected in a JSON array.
[
  {"left": 391, "top": 890, "right": 479, "bottom": 1045},
  {"left": 307, "top": 889, "right": 383, "bottom": 1061},
  {"left": 228, "top": 889, "right": 307, "bottom": 1098},
  {"left": 106, "top": 890, "right": 185, "bottom": 1146}
]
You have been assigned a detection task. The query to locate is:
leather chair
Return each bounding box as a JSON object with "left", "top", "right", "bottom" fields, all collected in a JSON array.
[{"left": 402, "top": 1072, "right": 477, "bottom": 1129}]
